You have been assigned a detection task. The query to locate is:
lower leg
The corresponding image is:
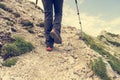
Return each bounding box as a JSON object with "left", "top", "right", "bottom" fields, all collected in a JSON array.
[{"left": 42, "top": 0, "right": 54, "bottom": 47}]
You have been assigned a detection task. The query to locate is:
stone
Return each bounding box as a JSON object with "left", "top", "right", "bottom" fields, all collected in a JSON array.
[{"left": 38, "top": 33, "right": 44, "bottom": 38}]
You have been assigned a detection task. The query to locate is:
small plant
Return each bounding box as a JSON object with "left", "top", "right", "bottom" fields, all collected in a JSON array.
[
  {"left": 14, "top": 37, "right": 34, "bottom": 54},
  {"left": 2, "top": 57, "right": 17, "bottom": 67},
  {"left": 1, "top": 37, "right": 34, "bottom": 60},
  {"left": 1, "top": 43, "right": 20, "bottom": 57},
  {"left": 91, "top": 58, "right": 110, "bottom": 80}
]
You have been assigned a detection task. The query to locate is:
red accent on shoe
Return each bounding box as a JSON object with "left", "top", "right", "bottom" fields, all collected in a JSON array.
[{"left": 46, "top": 47, "right": 53, "bottom": 51}]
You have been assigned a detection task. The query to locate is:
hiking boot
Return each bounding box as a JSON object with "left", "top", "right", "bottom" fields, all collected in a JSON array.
[
  {"left": 46, "top": 47, "right": 53, "bottom": 51},
  {"left": 50, "top": 29, "right": 62, "bottom": 44}
]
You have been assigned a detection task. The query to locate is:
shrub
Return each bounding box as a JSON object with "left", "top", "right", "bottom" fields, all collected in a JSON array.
[
  {"left": 1, "top": 43, "right": 20, "bottom": 56},
  {"left": 91, "top": 58, "right": 110, "bottom": 80},
  {"left": 1, "top": 37, "right": 34, "bottom": 59},
  {"left": 2, "top": 57, "right": 17, "bottom": 67},
  {"left": 14, "top": 37, "right": 34, "bottom": 54},
  {"left": 82, "top": 33, "right": 94, "bottom": 46}
]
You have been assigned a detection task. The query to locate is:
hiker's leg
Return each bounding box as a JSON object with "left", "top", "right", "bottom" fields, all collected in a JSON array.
[
  {"left": 42, "top": 0, "right": 54, "bottom": 47},
  {"left": 53, "top": 0, "right": 63, "bottom": 33}
]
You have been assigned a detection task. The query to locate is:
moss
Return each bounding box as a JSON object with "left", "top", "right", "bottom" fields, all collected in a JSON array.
[
  {"left": 2, "top": 57, "right": 17, "bottom": 67},
  {"left": 91, "top": 58, "right": 110, "bottom": 80},
  {"left": 1, "top": 37, "right": 34, "bottom": 60},
  {"left": 108, "top": 56, "right": 120, "bottom": 74}
]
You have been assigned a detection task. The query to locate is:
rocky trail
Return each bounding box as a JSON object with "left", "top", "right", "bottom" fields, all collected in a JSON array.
[
  {"left": 0, "top": 0, "right": 120, "bottom": 80},
  {"left": 0, "top": 25, "right": 101, "bottom": 80}
]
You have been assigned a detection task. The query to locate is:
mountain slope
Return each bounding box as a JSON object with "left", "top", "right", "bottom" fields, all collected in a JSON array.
[{"left": 0, "top": 0, "right": 120, "bottom": 80}]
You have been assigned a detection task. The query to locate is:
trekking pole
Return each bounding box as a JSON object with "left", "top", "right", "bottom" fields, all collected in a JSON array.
[
  {"left": 36, "top": 0, "right": 38, "bottom": 5},
  {"left": 75, "top": 0, "right": 83, "bottom": 39}
]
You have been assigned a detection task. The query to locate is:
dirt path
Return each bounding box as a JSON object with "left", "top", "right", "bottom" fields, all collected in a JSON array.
[{"left": 0, "top": 27, "right": 101, "bottom": 80}]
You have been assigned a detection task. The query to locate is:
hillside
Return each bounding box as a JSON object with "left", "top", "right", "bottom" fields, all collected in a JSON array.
[
  {"left": 97, "top": 31, "right": 120, "bottom": 58},
  {"left": 0, "top": 0, "right": 120, "bottom": 80}
]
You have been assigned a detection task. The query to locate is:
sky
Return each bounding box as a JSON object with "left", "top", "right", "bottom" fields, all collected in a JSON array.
[{"left": 29, "top": 0, "right": 120, "bottom": 36}]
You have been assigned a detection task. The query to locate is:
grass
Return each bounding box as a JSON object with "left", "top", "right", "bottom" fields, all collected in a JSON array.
[
  {"left": 106, "top": 39, "right": 120, "bottom": 47},
  {"left": 2, "top": 57, "right": 17, "bottom": 67},
  {"left": 83, "top": 33, "right": 120, "bottom": 76},
  {"left": 108, "top": 56, "right": 120, "bottom": 74},
  {"left": 1, "top": 37, "right": 34, "bottom": 60},
  {"left": 106, "top": 32, "right": 119, "bottom": 37},
  {"left": 91, "top": 58, "right": 110, "bottom": 80}
]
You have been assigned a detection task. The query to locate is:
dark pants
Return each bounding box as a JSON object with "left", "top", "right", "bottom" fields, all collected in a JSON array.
[{"left": 42, "top": 0, "right": 63, "bottom": 47}]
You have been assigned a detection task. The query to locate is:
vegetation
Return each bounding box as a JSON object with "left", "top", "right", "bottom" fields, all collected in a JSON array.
[
  {"left": 91, "top": 58, "right": 110, "bottom": 80},
  {"left": 83, "top": 33, "right": 120, "bottom": 76},
  {"left": 106, "top": 32, "right": 119, "bottom": 37},
  {"left": 2, "top": 57, "right": 17, "bottom": 67},
  {"left": 1, "top": 37, "right": 34, "bottom": 60},
  {"left": 108, "top": 56, "right": 120, "bottom": 74},
  {"left": 106, "top": 39, "right": 120, "bottom": 47},
  {"left": 98, "top": 35, "right": 106, "bottom": 41}
]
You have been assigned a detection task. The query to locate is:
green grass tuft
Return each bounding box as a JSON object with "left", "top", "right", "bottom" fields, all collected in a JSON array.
[
  {"left": 83, "top": 33, "right": 120, "bottom": 76},
  {"left": 108, "top": 56, "right": 120, "bottom": 74},
  {"left": 1, "top": 37, "right": 34, "bottom": 59},
  {"left": 2, "top": 57, "right": 17, "bottom": 67},
  {"left": 91, "top": 58, "right": 110, "bottom": 80}
]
